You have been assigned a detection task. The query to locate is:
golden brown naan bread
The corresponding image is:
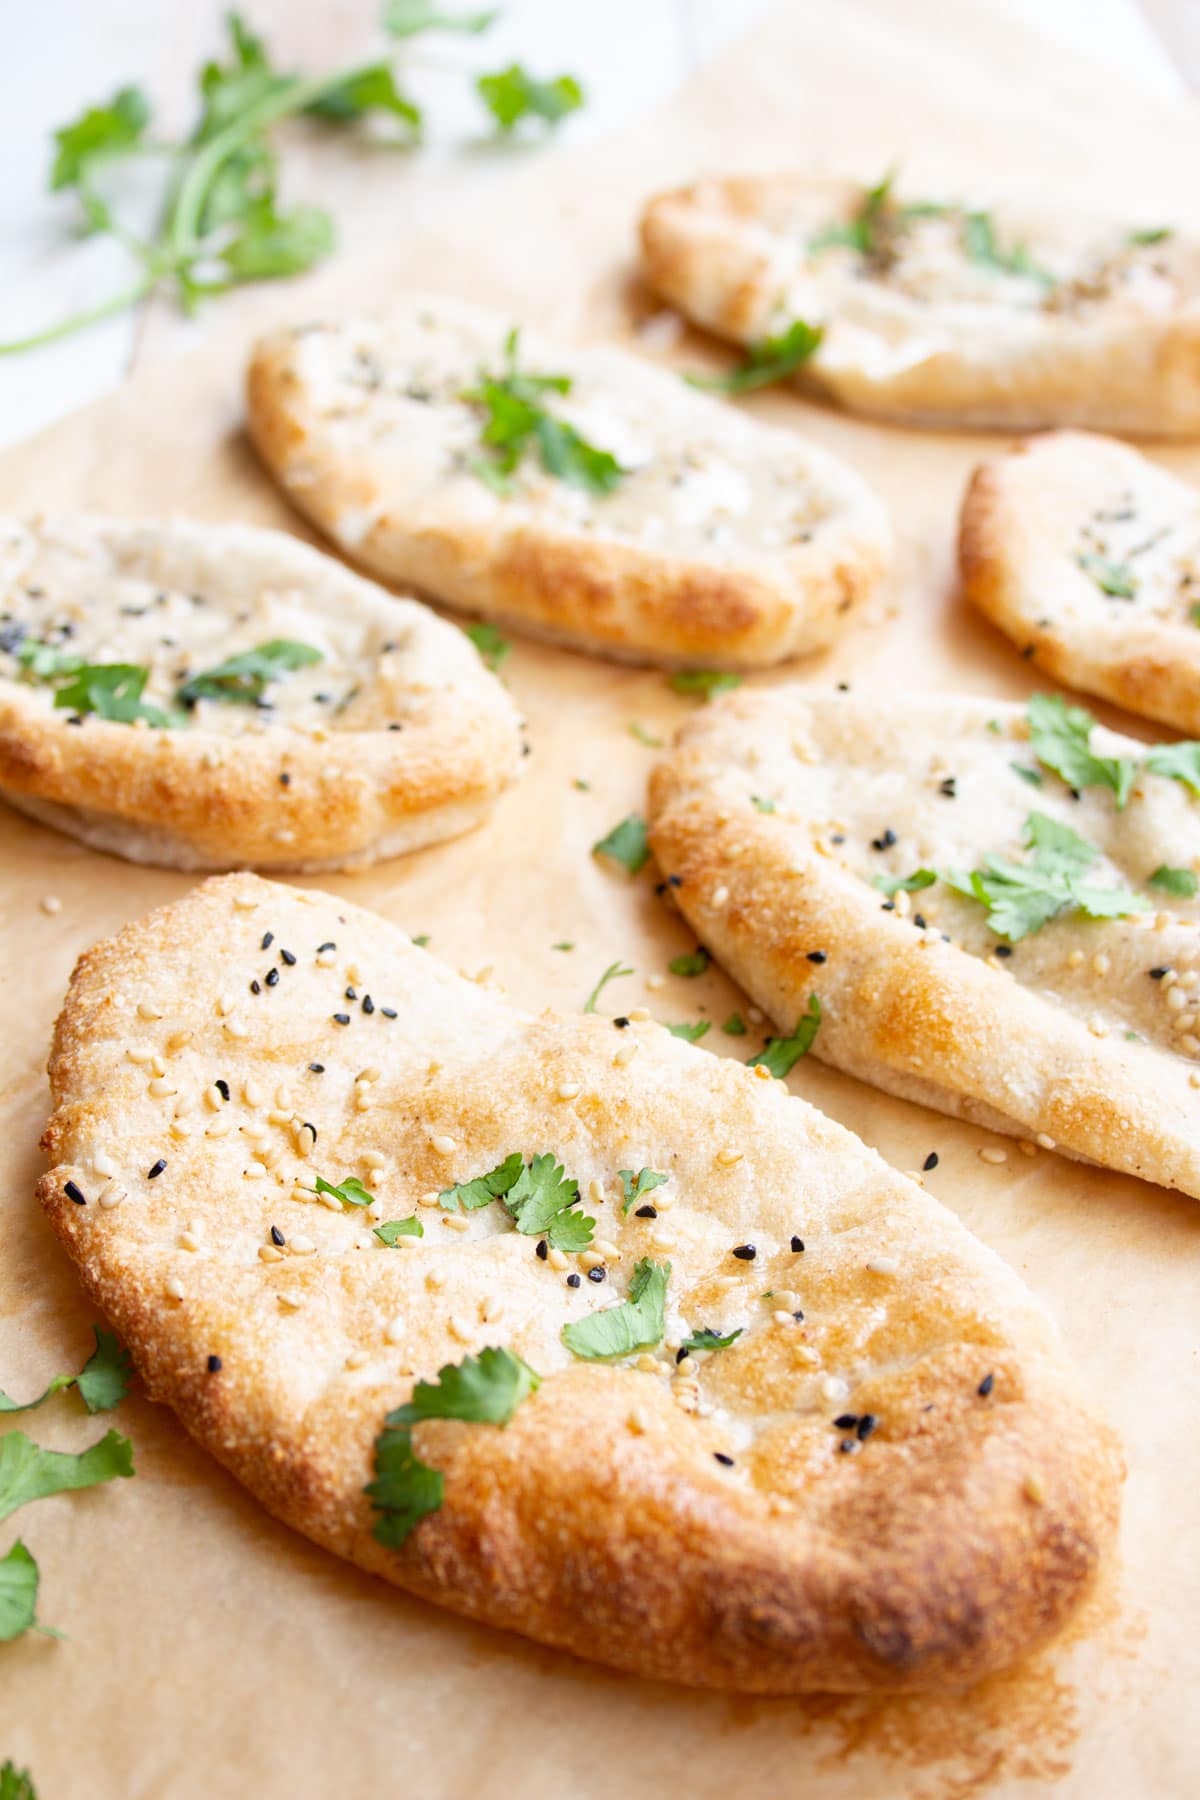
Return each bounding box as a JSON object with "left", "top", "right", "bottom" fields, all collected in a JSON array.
[
  {"left": 245, "top": 295, "right": 890, "bottom": 668},
  {"left": 0, "top": 515, "right": 520, "bottom": 870},
  {"left": 39, "top": 874, "right": 1120, "bottom": 1694},
  {"left": 640, "top": 174, "right": 1200, "bottom": 434},
  {"left": 962, "top": 431, "right": 1200, "bottom": 732},
  {"left": 649, "top": 686, "right": 1200, "bottom": 1196}
]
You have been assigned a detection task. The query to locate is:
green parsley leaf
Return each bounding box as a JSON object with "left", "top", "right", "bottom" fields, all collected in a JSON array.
[
  {"left": 688, "top": 318, "right": 824, "bottom": 395},
  {"left": 668, "top": 948, "right": 709, "bottom": 977},
  {"left": 583, "top": 959, "right": 634, "bottom": 1013},
  {"left": 667, "top": 1020, "right": 710, "bottom": 1042},
  {"left": 177, "top": 638, "right": 322, "bottom": 706},
  {"left": 463, "top": 329, "right": 623, "bottom": 497},
  {"left": 619, "top": 1168, "right": 669, "bottom": 1215},
  {"left": 751, "top": 795, "right": 776, "bottom": 813},
  {"left": 628, "top": 721, "right": 664, "bottom": 748},
  {"left": 0, "top": 1543, "right": 40, "bottom": 1646},
  {"left": 1145, "top": 741, "right": 1200, "bottom": 795},
  {"left": 218, "top": 198, "right": 335, "bottom": 282},
  {"left": 1026, "top": 693, "right": 1138, "bottom": 807},
  {"left": 383, "top": 0, "right": 497, "bottom": 36},
  {"left": 748, "top": 993, "right": 821, "bottom": 1078},
  {"left": 16, "top": 643, "right": 176, "bottom": 727},
  {"left": 592, "top": 815, "right": 649, "bottom": 875},
  {"left": 669, "top": 670, "right": 742, "bottom": 701},
  {"left": 562, "top": 1258, "right": 670, "bottom": 1360},
  {"left": 367, "top": 1346, "right": 540, "bottom": 1548},
  {"left": 1076, "top": 552, "right": 1137, "bottom": 599},
  {"left": 464, "top": 621, "right": 511, "bottom": 670},
  {"left": 721, "top": 1012, "right": 747, "bottom": 1036},
  {"left": 0, "top": 1428, "right": 134, "bottom": 1523},
  {"left": 374, "top": 1217, "right": 424, "bottom": 1245},
  {"left": 679, "top": 1327, "right": 743, "bottom": 1355},
  {"left": 307, "top": 1174, "right": 376, "bottom": 1209},
  {"left": 1149, "top": 865, "right": 1198, "bottom": 897},
  {"left": 534, "top": 413, "right": 625, "bottom": 494},
  {"left": 306, "top": 65, "right": 421, "bottom": 133},
  {"left": 504, "top": 1154, "right": 594, "bottom": 1251},
  {"left": 51, "top": 85, "right": 151, "bottom": 198},
  {"left": 871, "top": 869, "right": 936, "bottom": 897},
  {"left": 476, "top": 64, "right": 584, "bottom": 133},
  {"left": 941, "top": 811, "right": 1147, "bottom": 942},
  {"left": 439, "top": 1152, "right": 524, "bottom": 1212},
  {"left": 1128, "top": 226, "right": 1172, "bottom": 246},
  {"left": 0, "top": 1326, "right": 130, "bottom": 1416}
]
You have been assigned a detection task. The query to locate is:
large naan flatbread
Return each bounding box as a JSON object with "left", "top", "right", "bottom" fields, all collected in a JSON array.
[
  {"left": 649, "top": 687, "right": 1200, "bottom": 1196},
  {"left": 39, "top": 876, "right": 1119, "bottom": 1694},
  {"left": 640, "top": 173, "right": 1200, "bottom": 434}
]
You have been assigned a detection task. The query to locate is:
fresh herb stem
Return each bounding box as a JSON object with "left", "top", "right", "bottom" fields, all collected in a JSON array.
[{"left": 0, "top": 270, "right": 160, "bottom": 357}]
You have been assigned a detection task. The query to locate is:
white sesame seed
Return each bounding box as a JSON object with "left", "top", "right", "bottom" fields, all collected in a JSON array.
[
  {"left": 1023, "top": 1472, "right": 1046, "bottom": 1505},
  {"left": 418, "top": 1190, "right": 441, "bottom": 1208},
  {"left": 649, "top": 1231, "right": 674, "bottom": 1253},
  {"left": 137, "top": 1000, "right": 162, "bottom": 1022},
  {"left": 97, "top": 1183, "right": 125, "bottom": 1211},
  {"left": 1067, "top": 949, "right": 1084, "bottom": 969},
  {"left": 277, "top": 1293, "right": 303, "bottom": 1311},
  {"left": 1086, "top": 1016, "right": 1108, "bottom": 1039},
  {"left": 316, "top": 948, "right": 336, "bottom": 968},
  {"left": 580, "top": 1250, "right": 606, "bottom": 1272},
  {"left": 178, "top": 1230, "right": 201, "bottom": 1252},
  {"left": 774, "top": 1289, "right": 800, "bottom": 1310},
  {"left": 127, "top": 1046, "right": 154, "bottom": 1066},
  {"left": 232, "top": 895, "right": 258, "bottom": 912},
  {"left": 482, "top": 1296, "right": 505, "bottom": 1324},
  {"left": 290, "top": 1234, "right": 317, "bottom": 1255},
  {"left": 205, "top": 1117, "right": 231, "bottom": 1138},
  {"left": 354, "top": 1092, "right": 372, "bottom": 1113},
  {"left": 40, "top": 894, "right": 62, "bottom": 916},
  {"left": 93, "top": 1151, "right": 116, "bottom": 1178},
  {"left": 1167, "top": 986, "right": 1187, "bottom": 1011},
  {"left": 243, "top": 1161, "right": 268, "bottom": 1179},
  {"left": 556, "top": 1081, "right": 582, "bottom": 1101},
  {"left": 586, "top": 1177, "right": 606, "bottom": 1203},
  {"left": 635, "top": 1353, "right": 659, "bottom": 1374},
  {"left": 442, "top": 1214, "right": 471, "bottom": 1233},
  {"left": 344, "top": 1348, "right": 369, "bottom": 1370},
  {"left": 751, "top": 1062, "right": 772, "bottom": 1081},
  {"left": 165, "top": 1275, "right": 186, "bottom": 1300},
  {"left": 448, "top": 1314, "right": 475, "bottom": 1345},
  {"left": 614, "top": 1042, "right": 639, "bottom": 1067},
  {"left": 274, "top": 1084, "right": 292, "bottom": 1110},
  {"left": 1035, "top": 1133, "right": 1056, "bottom": 1150},
  {"left": 547, "top": 1248, "right": 569, "bottom": 1271},
  {"left": 267, "top": 1108, "right": 292, "bottom": 1127},
  {"left": 317, "top": 1190, "right": 342, "bottom": 1212},
  {"left": 148, "top": 1078, "right": 175, "bottom": 1099},
  {"left": 772, "top": 1308, "right": 796, "bottom": 1325},
  {"left": 1093, "top": 952, "right": 1111, "bottom": 976},
  {"left": 627, "top": 1007, "right": 652, "bottom": 1023},
  {"left": 224, "top": 1020, "right": 249, "bottom": 1040},
  {"left": 979, "top": 1146, "right": 1008, "bottom": 1165},
  {"left": 358, "top": 1065, "right": 381, "bottom": 1084},
  {"left": 169, "top": 1119, "right": 192, "bottom": 1141},
  {"left": 165, "top": 1030, "right": 192, "bottom": 1054},
  {"left": 626, "top": 1407, "right": 648, "bottom": 1435},
  {"left": 646, "top": 974, "right": 666, "bottom": 991},
  {"left": 361, "top": 1150, "right": 386, "bottom": 1170},
  {"left": 425, "top": 1269, "right": 446, "bottom": 1291},
  {"left": 430, "top": 1134, "right": 457, "bottom": 1155},
  {"left": 383, "top": 1315, "right": 405, "bottom": 1344},
  {"left": 715, "top": 1147, "right": 743, "bottom": 1167},
  {"left": 243, "top": 1079, "right": 263, "bottom": 1108},
  {"left": 866, "top": 1256, "right": 899, "bottom": 1275},
  {"left": 150, "top": 1055, "right": 166, "bottom": 1079},
  {"left": 593, "top": 1238, "right": 620, "bottom": 1259}
]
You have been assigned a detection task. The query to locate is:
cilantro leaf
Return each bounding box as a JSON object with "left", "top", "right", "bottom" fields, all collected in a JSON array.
[
  {"left": 383, "top": 0, "right": 497, "bottom": 35},
  {"left": 18, "top": 648, "right": 176, "bottom": 728},
  {"left": 628, "top": 721, "right": 664, "bottom": 748},
  {"left": 668, "top": 948, "right": 709, "bottom": 977},
  {"left": 0, "top": 1326, "right": 130, "bottom": 1416},
  {"left": 941, "top": 811, "right": 1147, "bottom": 941},
  {"left": 367, "top": 1347, "right": 540, "bottom": 1548},
  {"left": 17, "top": 641, "right": 82, "bottom": 680},
  {"left": 464, "top": 621, "right": 511, "bottom": 670},
  {"left": 809, "top": 166, "right": 899, "bottom": 255},
  {"left": 679, "top": 1327, "right": 743, "bottom": 1354},
  {"left": 51, "top": 85, "right": 151, "bottom": 202},
  {"left": 463, "top": 330, "right": 624, "bottom": 497},
  {"left": 749, "top": 993, "right": 821, "bottom": 1077},
  {"left": 619, "top": 1168, "right": 668, "bottom": 1215},
  {"left": 1129, "top": 226, "right": 1172, "bottom": 246},
  {"left": 1026, "top": 693, "right": 1138, "bottom": 807},
  {"left": 583, "top": 960, "right": 634, "bottom": 1013},
  {"left": 751, "top": 795, "right": 776, "bottom": 813},
  {"left": 669, "top": 670, "right": 742, "bottom": 701},
  {"left": 1012, "top": 762, "right": 1044, "bottom": 786},
  {"left": 1076, "top": 552, "right": 1137, "bottom": 599},
  {"left": 218, "top": 199, "right": 335, "bottom": 282},
  {"left": 438, "top": 1152, "right": 523, "bottom": 1212},
  {"left": 374, "top": 1216, "right": 424, "bottom": 1245},
  {"left": 0, "top": 1543, "right": 40, "bottom": 1646},
  {"left": 562, "top": 1258, "right": 670, "bottom": 1360},
  {"left": 667, "top": 1020, "right": 710, "bottom": 1042},
  {"left": 307, "top": 65, "right": 422, "bottom": 134},
  {"left": 721, "top": 1012, "right": 746, "bottom": 1035},
  {"left": 307, "top": 1174, "right": 376, "bottom": 1209},
  {"left": 503, "top": 1154, "right": 594, "bottom": 1251},
  {"left": 542, "top": 1208, "right": 595, "bottom": 1253},
  {"left": 177, "top": 638, "right": 322, "bottom": 706},
  {"left": 871, "top": 868, "right": 936, "bottom": 897},
  {"left": 476, "top": 65, "right": 584, "bottom": 133},
  {"left": 533, "top": 414, "right": 625, "bottom": 495},
  {"left": 1145, "top": 741, "right": 1200, "bottom": 795},
  {"left": 0, "top": 1429, "right": 134, "bottom": 1523},
  {"left": 961, "top": 210, "right": 1054, "bottom": 285},
  {"left": 1149, "top": 865, "right": 1198, "bottom": 897},
  {"left": 592, "top": 815, "right": 649, "bottom": 875},
  {"left": 688, "top": 319, "right": 823, "bottom": 395}
]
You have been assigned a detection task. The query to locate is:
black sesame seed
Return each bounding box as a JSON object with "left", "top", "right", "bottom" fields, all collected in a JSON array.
[
  {"left": 838, "top": 1437, "right": 859, "bottom": 1454},
  {"left": 675, "top": 1347, "right": 690, "bottom": 1363},
  {"left": 261, "top": 932, "right": 274, "bottom": 950},
  {"left": 566, "top": 1273, "right": 582, "bottom": 1288},
  {"left": 64, "top": 1179, "right": 87, "bottom": 1205},
  {"left": 939, "top": 776, "right": 957, "bottom": 799},
  {"left": 856, "top": 1413, "right": 877, "bottom": 1441},
  {"left": 635, "top": 1204, "right": 658, "bottom": 1219},
  {"left": 308, "top": 1062, "right": 325, "bottom": 1074},
  {"left": 345, "top": 986, "right": 357, "bottom": 1001},
  {"left": 381, "top": 1007, "right": 398, "bottom": 1020},
  {"left": 977, "top": 1372, "right": 995, "bottom": 1398},
  {"left": 870, "top": 828, "right": 897, "bottom": 851},
  {"left": 279, "top": 772, "right": 291, "bottom": 787},
  {"left": 790, "top": 1235, "right": 805, "bottom": 1253},
  {"left": 265, "top": 969, "right": 279, "bottom": 988},
  {"left": 1149, "top": 966, "right": 1170, "bottom": 980},
  {"left": 792, "top": 1310, "right": 805, "bottom": 1322},
  {"left": 831, "top": 833, "right": 845, "bottom": 844},
  {"left": 666, "top": 874, "right": 682, "bottom": 888},
  {"left": 806, "top": 950, "right": 827, "bottom": 964},
  {"left": 207, "top": 1354, "right": 222, "bottom": 1374},
  {"left": 317, "top": 941, "right": 336, "bottom": 954},
  {"left": 923, "top": 1152, "right": 939, "bottom": 1171},
  {"left": 362, "top": 995, "right": 375, "bottom": 1014},
  {"left": 833, "top": 1413, "right": 859, "bottom": 1430},
  {"left": 995, "top": 944, "right": 1013, "bottom": 958},
  {"left": 713, "top": 1452, "right": 735, "bottom": 1467},
  {"left": 280, "top": 949, "right": 296, "bottom": 966},
  {"left": 613, "top": 1016, "right": 630, "bottom": 1029},
  {"left": 732, "top": 1243, "right": 756, "bottom": 1261},
  {"left": 147, "top": 1158, "right": 167, "bottom": 1179},
  {"left": 270, "top": 1226, "right": 285, "bottom": 1246},
  {"left": 332, "top": 1013, "right": 351, "bottom": 1026},
  {"left": 215, "top": 1079, "right": 230, "bottom": 1101},
  {"left": 536, "top": 1239, "right": 548, "bottom": 1261},
  {"left": 588, "top": 1266, "right": 607, "bottom": 1283},
  {"left": 250, "top": 980, "right": 262, "bottom": 995},
  {"left": 913, "top": 912, "right": 927, "bottom": 930}
]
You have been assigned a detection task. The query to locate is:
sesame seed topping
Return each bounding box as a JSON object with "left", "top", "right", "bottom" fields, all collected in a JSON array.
[
  {"left": 430, "top": 1134, "right": 457, "bottom": 1154},
  {"left": 713, "top": 1452, "right": 734, "bottom": 1467},
  {"left": 806, "top": 950, "right": 827, "bottom": 964},
  {"left": 64, "top": 1179, "right": 87, "bottom": 1205},
  {"left": 535, "top": 1239, "right": 548, "bottom": 1261},
  {"left": 978, "top": 1372, "right": 995, "bottom": 1397},
  {"left": 332, "top": 1013, "right": 351, "bottom": 1026},
  {"left": 1023, "top": 1472, "right": 1046, "bottom": 1505},
  {"left": 790, "top": 1234, "right": 805, "bottom": 1252},
  {"left": 978, "top": 1146, "right": 1008, "bottom": 1165},
  {"left": 626, "top": 1408, "right": 648, "bottom": 1435},
  {"left": 258, "top": 1245, "right": 283, "bottom": 1263},
  {"left": 40, "top": 894, "right": 62, "bottom": 916},
  {"left": 207, "top": 1355, "right": 222, "bottom": 1373},
  {"left": 567, "top": 1273, "right": 582, "bottom": 1288},
  {"left": 587, "top": 1266, "right": 606, "bottom": 1283},
  {"left": 866, "top": 1256, "right": 898, "bottom": 1276},
  {"left": 711, "top": 886, "right": 730, "bottom": 907},
  {"left": 165, "top": 1275, "right": 186, "bottom": 1300},
  {"left": 384, "top": 1316, "right": 405, "bottom": 1345},
  {"left": 147, "top": 1158, "right": 167, "bottom": 1180},
  {"left": 731, "top": 1243, "right": 756, "bottom": 1261},
  {"left": 270, "top": 1226, "right": 285, "bottom": 1246},
  {"left": 97, "top": 1183, "right": 124, "bottom": 1210},
  {"left": 345, "top": 1348, "right": 369, "bottom": 1370},
  {"left": 556, "top": 1081, "right": 582, "bottom": 1100},
  {"left": 635, "top": 1204, "right": 657, "bottom": 1220},
  {"left": 715, "top": 1147, "right": 743, "bottom": 1167},
  {"left": 547, "top": 1248, "right": 570, "bottom": 1271}
]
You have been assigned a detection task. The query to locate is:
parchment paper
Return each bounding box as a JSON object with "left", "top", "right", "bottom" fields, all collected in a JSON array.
[{"left": 2, "top": 2, "right": 1199, "bottom": 1794}]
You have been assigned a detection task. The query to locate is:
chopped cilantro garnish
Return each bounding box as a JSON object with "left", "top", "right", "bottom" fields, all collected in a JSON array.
[
  {"left": 688, "top": 319, "right": 823, "bottom": 395},
  {"left": 0, "top": 1326, "right": 130, "bottom": 1416},
  {"left": 463, "top": 327, "right": 623, "bottom": 497},
  {"left": 0, "top": 1544, "right": 41, "bottom": 1646},
  {"left": 18, "top": 642, "right": 176, "bottom": 726},
  {"left": 668, "top": 948, "right": 709, "bottom": 977},
  {"left": 1128, "top": 226, "right": 1172, "bottom": 246},
  {"left": 374, "top": 1216, "right": 424, "bottom": 1245},
  {"left": 748, "top": 993, "right": 821, "bottom": 1077},
  {"left": 751, "top": 795, "right": 776, "bottom": 813},
  {"left": 940, "top": 811, "right": 1147, "bottom": 941},
  {"left": 669, "top": 670, "right": 742, "bottom": 701},
  {"left": 592, "top": 815, "right": 649, "bottom": 875},
  {"left": 475, "top": 64, "right": 583, "bottom": 133},
  {"left": 1026, "top": 693, "right": 1138, "bottom": 807},
  {"left": 552, "top": 940, "right": 574, "bottom": 952},
  {"left": 619, "top": 1168, "right": 668, "bottom": 1215},
  {"left": 1011, "top": 762, "right": 1044, "bottom": 786},
  {"left": 438, "top": 1152, "right": 524, "bottom": 1212},
  {"left": 1145, "top": 740, "right": 1200, "bottom": 795},
  {"left": 0, "top": 1428, "right": 134, "bottom": 1523},
  {"left": 667, "top": 1020, "right": 710, "bottom": 1042},
  {"left": 628, "top": 721, "right": 664, "bottom": 748},
  {"left": 561, "top": 1258, "right": 670, "bottom": 1360},
  {"left": 871, "top": 869, "right": 936, "bottom": 897},
  {"left": 412, "top": 933, "right": 430, "bottom": 947},
  {"left": 383, "top": 1, "right": 497, "bottom": 35},
  {"left": 1190, "top": 603, "right": 1200, "bottom": 627},
  {"left": 306, "top": 1173, "right": 375, "bottom": 1209},
  {"left": 464, "top": 621, "right": 511, "bottom": 670},
  {"left": 721, "top": 1012, "right": 747, "bottom": 1035},
  {"left": 439, "top": 1152, "right": 593, "bottom": 1251},
  {"left": 679, "top": 1327, "right": 743, "bottom": 1355},
  {"left": 1149, "top": 865, "right": 1197, "bottom": 897},
  {"left": 367, "top": 1347, "right": 540, "bottom": 1548},
  {"left": 809, "top": 166, "right": 900, "bottom": 255},
  {"left": 177, "top": 638, "right": 322, "bottom": 706},
  {"left": 1076, "top": 552, "right": 1137, "bottom": 599},
  {"left": 583, "top": 959, "right": 634, "bottom": 1013},
  {"left": 961, "top": 210, "right": 1053, "bottom": 285}
]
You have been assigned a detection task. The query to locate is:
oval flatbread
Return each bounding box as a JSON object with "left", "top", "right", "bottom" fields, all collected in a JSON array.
[
  {"left": 648, "top": 686, "right": 1200, "bottom": 1196},
  {"left": 0, "top": 515, "right": 520, "bottom": 870},
  {"left": 39, "top": 874, "right": 1119, "bottom": 1694},
  {"left": 245, "top": 295, "right": 890, "bottom": 669},
  {"left": 640, "top": 173, "right": 1200, "bottom": 434},
  {"left": 961, "top": 430, "right": 1200, "bottom": 732}
]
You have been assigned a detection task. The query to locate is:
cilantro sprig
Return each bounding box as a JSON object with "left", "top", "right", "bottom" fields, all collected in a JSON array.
[
  {"left": 619, "top": 1168, "right": 668, "bottom": 1215},
  {"left": 669, "top": 670, "right": 742, "bottom": 701},
  {"left": 1076, "top": 552, "right": 1137, "bottom": 599},
  {"left": 0, "top": 1542, "right": 42, "bottom": 1646},
  {"left": 176, "top": 638, "right": 322, "bottom": 707},
  {"left": 561, "top": 1258, "right": 670, "bottom": 1360},
  {"left": 0, "top": 1429, "right": 134, "bottom": 1524},
  {"left": 749, "top": 994, "right": 822, "bottom": 1078},
  {"left": 592, "top": 815, "right": 650, "bottom": 875},
  {"left": 476, "top": 64, "right": 584, "bottom": 133},
  {"left": 305, "top": 1173, "right": 376, "bottom": 1209},
  {"left": 679, "top": 1327, "right": 743, "bottom": 1355},
  {"left": 367, "top": 1346, "right": 540, "bottom": 1548},
  {"left": 17, "top": 642, "right": 177, "bottom": 727},
  {"left": 1026, "top": 693, "right": 1138, "bottom": 806},
  {"left": 941, "top": 812, "right": 1147, "bottom": 942},
  {"left": 688, "top": 319, "right": 824, "bottom": 396},
  {"left": 374, "top": 1216, "right": 424, "bottom": 1245},
  {"left": 439, "top": 1151, "right": 594, "bottom": 1252},
  {"left": 0, "top": 1327, "right": 130, "bottom": 1417},
  {"left": 583, "top": 960, "right": 634, "bottom": 1013},
  {"left": 463, "top": 328, "right": 626, "bottom": 497}
]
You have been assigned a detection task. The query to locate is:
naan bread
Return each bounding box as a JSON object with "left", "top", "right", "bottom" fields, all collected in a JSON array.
[
  {"left": 39, "top": 874, "right": 1120, "bottom": 1694},
  {"left": 962, "top": 431, "right": 1200, "bottom": 732},
  {"left": 640, "top": 174, "right": 1200, "bottom": 434},
  {"left": 0, "top": 516, "right": 520, "bottom": 870},
  {"left": 245, "top": 295, "right": 890, "bottom": 668},
  {"left": 649, "top": 687, "right": 1200, "bottom": 1196}
]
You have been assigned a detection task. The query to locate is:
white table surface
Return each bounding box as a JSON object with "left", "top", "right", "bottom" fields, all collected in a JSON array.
[{"left": 2, "top": 0, "right": 1195, "bottom": 456}]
